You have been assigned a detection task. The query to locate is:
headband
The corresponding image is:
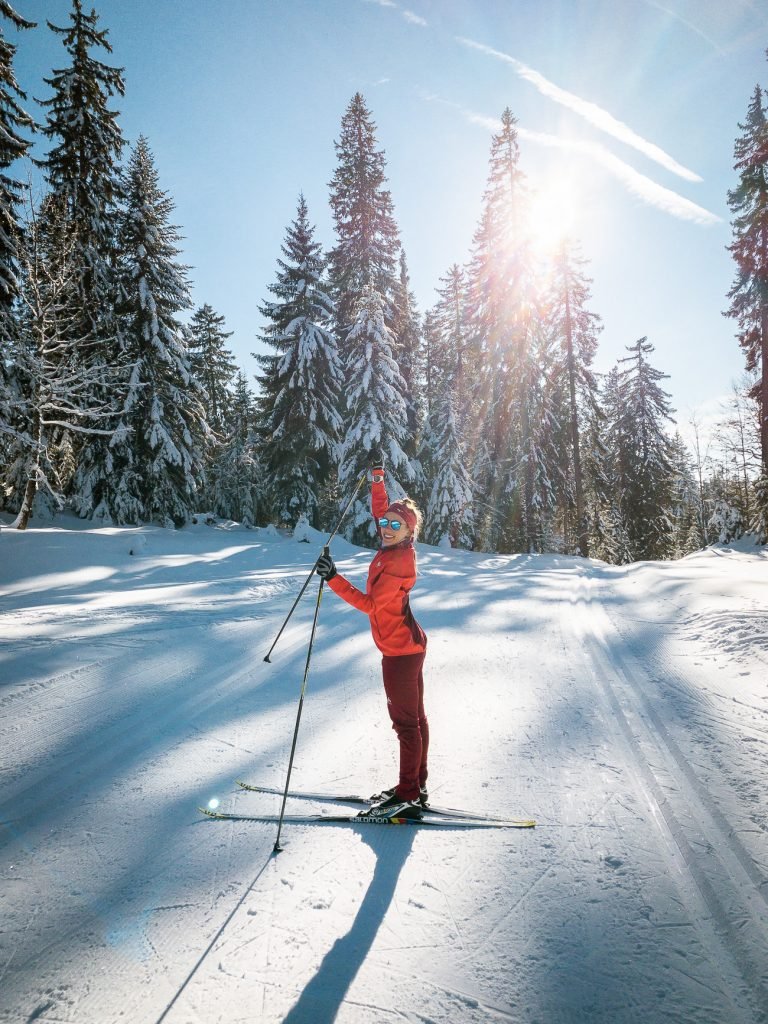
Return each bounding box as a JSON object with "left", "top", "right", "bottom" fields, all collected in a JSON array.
[{"left": 386, "top": 501, "right": 418, "bottom": 533}]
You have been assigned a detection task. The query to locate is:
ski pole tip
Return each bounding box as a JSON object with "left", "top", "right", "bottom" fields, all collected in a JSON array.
[{"left": 263, "top": 655, "right": 272, "bottom": 663}]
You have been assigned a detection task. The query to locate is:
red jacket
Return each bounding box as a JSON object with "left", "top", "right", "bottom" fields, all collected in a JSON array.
[{"left": 327, "top": 480, "right": 427, "bottom": 657}]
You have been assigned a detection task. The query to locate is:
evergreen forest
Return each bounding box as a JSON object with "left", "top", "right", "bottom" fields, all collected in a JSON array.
[{"left": 1, "top": 1, "right": 766, "bottom": 560}]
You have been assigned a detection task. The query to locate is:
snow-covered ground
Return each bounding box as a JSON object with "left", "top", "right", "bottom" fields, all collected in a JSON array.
[{"left": 1, "top": 517, "right": 767, "bottom": 1024}]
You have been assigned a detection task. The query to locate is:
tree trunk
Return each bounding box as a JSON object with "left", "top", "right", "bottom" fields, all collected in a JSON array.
[{"left": 11, "top": 477, "right": 37, "bottom": 531}]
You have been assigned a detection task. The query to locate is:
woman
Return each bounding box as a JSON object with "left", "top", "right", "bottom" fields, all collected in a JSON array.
[{"left": 316, "top": 455, "right": 428, "bottom": 820}]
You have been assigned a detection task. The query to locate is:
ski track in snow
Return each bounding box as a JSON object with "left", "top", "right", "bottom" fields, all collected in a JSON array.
[{"left": 0, "top": 520, "right": 767, "bottom": 1023}]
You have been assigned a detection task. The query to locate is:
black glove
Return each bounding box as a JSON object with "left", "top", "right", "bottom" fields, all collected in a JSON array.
[
  {"left": 368, "top": 448, "right": 385, "bottom": 483},
  {"left": 316, "top": 550, "right": 337, "bottom": 581}
]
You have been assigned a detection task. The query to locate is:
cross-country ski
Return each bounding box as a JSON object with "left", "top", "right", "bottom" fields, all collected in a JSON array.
[
  {"left": 234, "top": 780, "right": 533, "bottom": 823},
  {"left": 200, "top": 806, "right": 536, "bottom": 828}
]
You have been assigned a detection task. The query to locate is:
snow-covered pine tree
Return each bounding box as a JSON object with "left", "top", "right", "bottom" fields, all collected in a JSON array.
[
  {"left": 463, "top": 109, "right": 532, "bottom": 551},
  {"left": 420, "top": 264, "right": 475, "bottom": 544},
  {"left": 5, "top": 190, "right": 123, "bottom": 528},
  {"left": 103, "top": 136, "right": 207, "bottom": 526},
  {"left": 337, "top": 285, "right": 413, "bottom": 543},
  {"left": 0, "top": 1, "right": 35, "bottom": 312},
  {"left": 547, "top": 240, "right": 602, "bottom": 556},
  {"left": 708, "top": 496, "right": 745, "bottom": 544},
  {"left": 327, "top": 93, "right": 401, "bottom": 341},
  {"left": 0, "top": 1, "right": 36, "bottom": 498},
  {"left": 610, "top": 338, "right": 677, "bottom": 561},
  {"left": 392, "top": 249, "right": 424, "bottom": 477},
  {"left": 40, "top": 0, "right": 124, "bottom": 337},
  {"left": 212, "top": 370, "right": 262, "bottom": 525},
  {"left": 40, "top": 0, "right": 127, "bottom": 511},
  {"left": 254, "top": 194, "right": 343, "bottom": 528},
  {"left": 189, "top": 304, "right": 237, "bottom": 437},
  {"left": 580, "top": 385, "right": 630, "bottom": 564},
  {"left": 430, "top": 265, "right": 470, "bottom": 428},
  {"left": 424, "top": 390, "right": 474, "bottom": 548},
  {"left": 501, "top": 308, "right": 562, "bottom": 554},
  {"left": 668, "top": 432, "right": 702, "bottom": 557},
  {"left": 725, "top": 76, "right": 768, "bottom": 542},
  {"left": 187, "top": 303, "right": 238, "bottom": 511}
]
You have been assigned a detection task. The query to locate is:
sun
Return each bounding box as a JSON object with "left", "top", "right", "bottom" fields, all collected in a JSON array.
[{"left": 526, "top": 176, "right": 581, "bottom": 258}]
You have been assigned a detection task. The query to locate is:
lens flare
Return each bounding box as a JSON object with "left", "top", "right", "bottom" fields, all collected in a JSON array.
[
  {"left": 208, "top": 798, "right": 220, "bottom": 810},
  {"left": 527, "top": 177, "right": 579, "bottom": 258}
]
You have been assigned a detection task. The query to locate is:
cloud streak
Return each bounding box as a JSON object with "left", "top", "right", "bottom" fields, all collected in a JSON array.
[
  {"left": 641, "top": 0, "right": 726, "bottom": 54},
  {"left": 457, "top": 36, "right": 703, "bottom": 183},
  {"left": 402, "top": 10, "right": 428, "bottom": 27},
  {"left": 421, "top": 93, "right": 720, "bottom": 226},
  {"left": 362, "top": 0, "right": 428, "bottom": 27},
  {"left": 520, "top": 128, "right": 720, "bottom": 225}
]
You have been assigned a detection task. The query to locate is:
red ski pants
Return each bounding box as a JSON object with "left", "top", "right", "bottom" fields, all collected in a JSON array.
[{"left": 381, "top": 651, "right": 428, "bottom": 801}]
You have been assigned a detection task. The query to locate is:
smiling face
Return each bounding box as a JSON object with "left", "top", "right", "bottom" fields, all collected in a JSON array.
[{"left": 381, "top": 509, "right": 412, "bottom": 547}]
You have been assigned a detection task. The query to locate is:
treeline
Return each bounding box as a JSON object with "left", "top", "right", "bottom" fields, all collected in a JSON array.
[{"left": 0, "top": 2, "right": 765, "bottom": 558}]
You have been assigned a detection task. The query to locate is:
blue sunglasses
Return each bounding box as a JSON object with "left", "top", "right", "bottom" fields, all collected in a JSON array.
[{"left": 378, "top": 517, "right": 403, "bottom": 531}]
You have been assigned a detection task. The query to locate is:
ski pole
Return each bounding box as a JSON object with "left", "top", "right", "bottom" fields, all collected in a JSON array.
[
  {"left": 263, "top": 471, "right": 367, "bottom": 663},
  {"left": 273, "top": 556, "right": 327, "bottom": 854}
]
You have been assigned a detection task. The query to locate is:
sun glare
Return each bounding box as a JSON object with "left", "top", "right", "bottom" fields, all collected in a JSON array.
[{"left": 527, "top": 178, "right": 580, "bottom": 257}]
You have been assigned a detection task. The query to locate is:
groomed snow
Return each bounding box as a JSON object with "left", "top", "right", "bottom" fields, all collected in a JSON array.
[{"left": 1, "top": 517, "right": 767, "bottom": 1023}]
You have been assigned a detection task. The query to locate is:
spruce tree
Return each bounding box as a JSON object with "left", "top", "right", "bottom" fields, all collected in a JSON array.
[
  {"left": 392, "top": 249, "right": 424, "bottom": 471},
  {"left": 0, "top": 1, "right": 35, "bottom": 498},
  {"left": 424, "top": 391, "right": 474, "bottom": 547},
  {"left": 668, "top": 432, "right": 702, "bottom": 556},
  {"left": 430, "top": 265, "right": 470, "bottom": 428},
  {"left": 464, "top": 109, "right": 532, "bottom": 550},
  {"left": 422, "top": 264, "right": 475, "bottom": 544},
  {"left": 610, "top": 338, "right": 677, "bottom": 560},
  {"left": 327, "top": 93, "right": 401, "bottom": 339},
  {"left": 548, "top": 241, "right": 602, "bottom": 556},
  {"left": 40, "top": 0, "right": 127, "bottom": 512},
  {"left": 0, "top": 0, "right": 35, "bottom": 311},
  {"left": 213, "top": 370, "right": 262, "bottom": 525},
  {"left": 5, "top": 189, "right": 123, "bottom": 528},
  {"left": 189, "top": 304, "right": 237, "bottom": 437},
  {"left": 40, "top": 0, "right": 125, "bottom": 334},
  {"left": 254, "top": 194, "right": 343, "bottom": 527},
  {"left": 581, "top": 388, "right": 630, "bottom": 564},
  {"left": 504, "top": 310, "right": 561, "bottom": 553},
  {"left": 101, "top": 136, "right": 206, "bottom": 525},
  {"left": 725, "top": 74, "right": 768, "bottom": 540},
  {"left": 337, "top": 285, "right": 413, "bottom": 543}
]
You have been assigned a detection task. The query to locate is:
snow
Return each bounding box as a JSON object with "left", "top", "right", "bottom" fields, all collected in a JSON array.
[{"left": 1, "top": 517, "right": 767, "bottom": 1023}]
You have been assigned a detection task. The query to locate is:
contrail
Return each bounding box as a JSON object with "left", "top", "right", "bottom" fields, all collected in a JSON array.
[
  {"left": 457, "top": 36, "right": 703, "bottom": 183},
  {"left": 519, "top": 128, "right": 720, "bottom": 225},
  {"left": 641, "top": 0, "right": 726, "bottom": 54},
  {"left": 421, "top": 93, "right": 720, "bottom": 225},
  {"left": 362, "top": 0, "right": 427, "bottom": 26},
  {"left": 403, "top": 10, "right": 428, "bottom": 26}
]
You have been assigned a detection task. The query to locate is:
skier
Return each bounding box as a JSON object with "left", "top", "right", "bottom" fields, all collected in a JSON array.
[{"left": 316, "top": 452, "right": 428, "bottom": 820}]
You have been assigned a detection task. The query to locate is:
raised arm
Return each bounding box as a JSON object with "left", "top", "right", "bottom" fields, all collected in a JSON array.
[{"left": 370, "top": 450, "right": 389, "bottom": 522}]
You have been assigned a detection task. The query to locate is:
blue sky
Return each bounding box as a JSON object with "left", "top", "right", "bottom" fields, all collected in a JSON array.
[{"left": 11, "top": 0, "right": 768, "bottom": 436}]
